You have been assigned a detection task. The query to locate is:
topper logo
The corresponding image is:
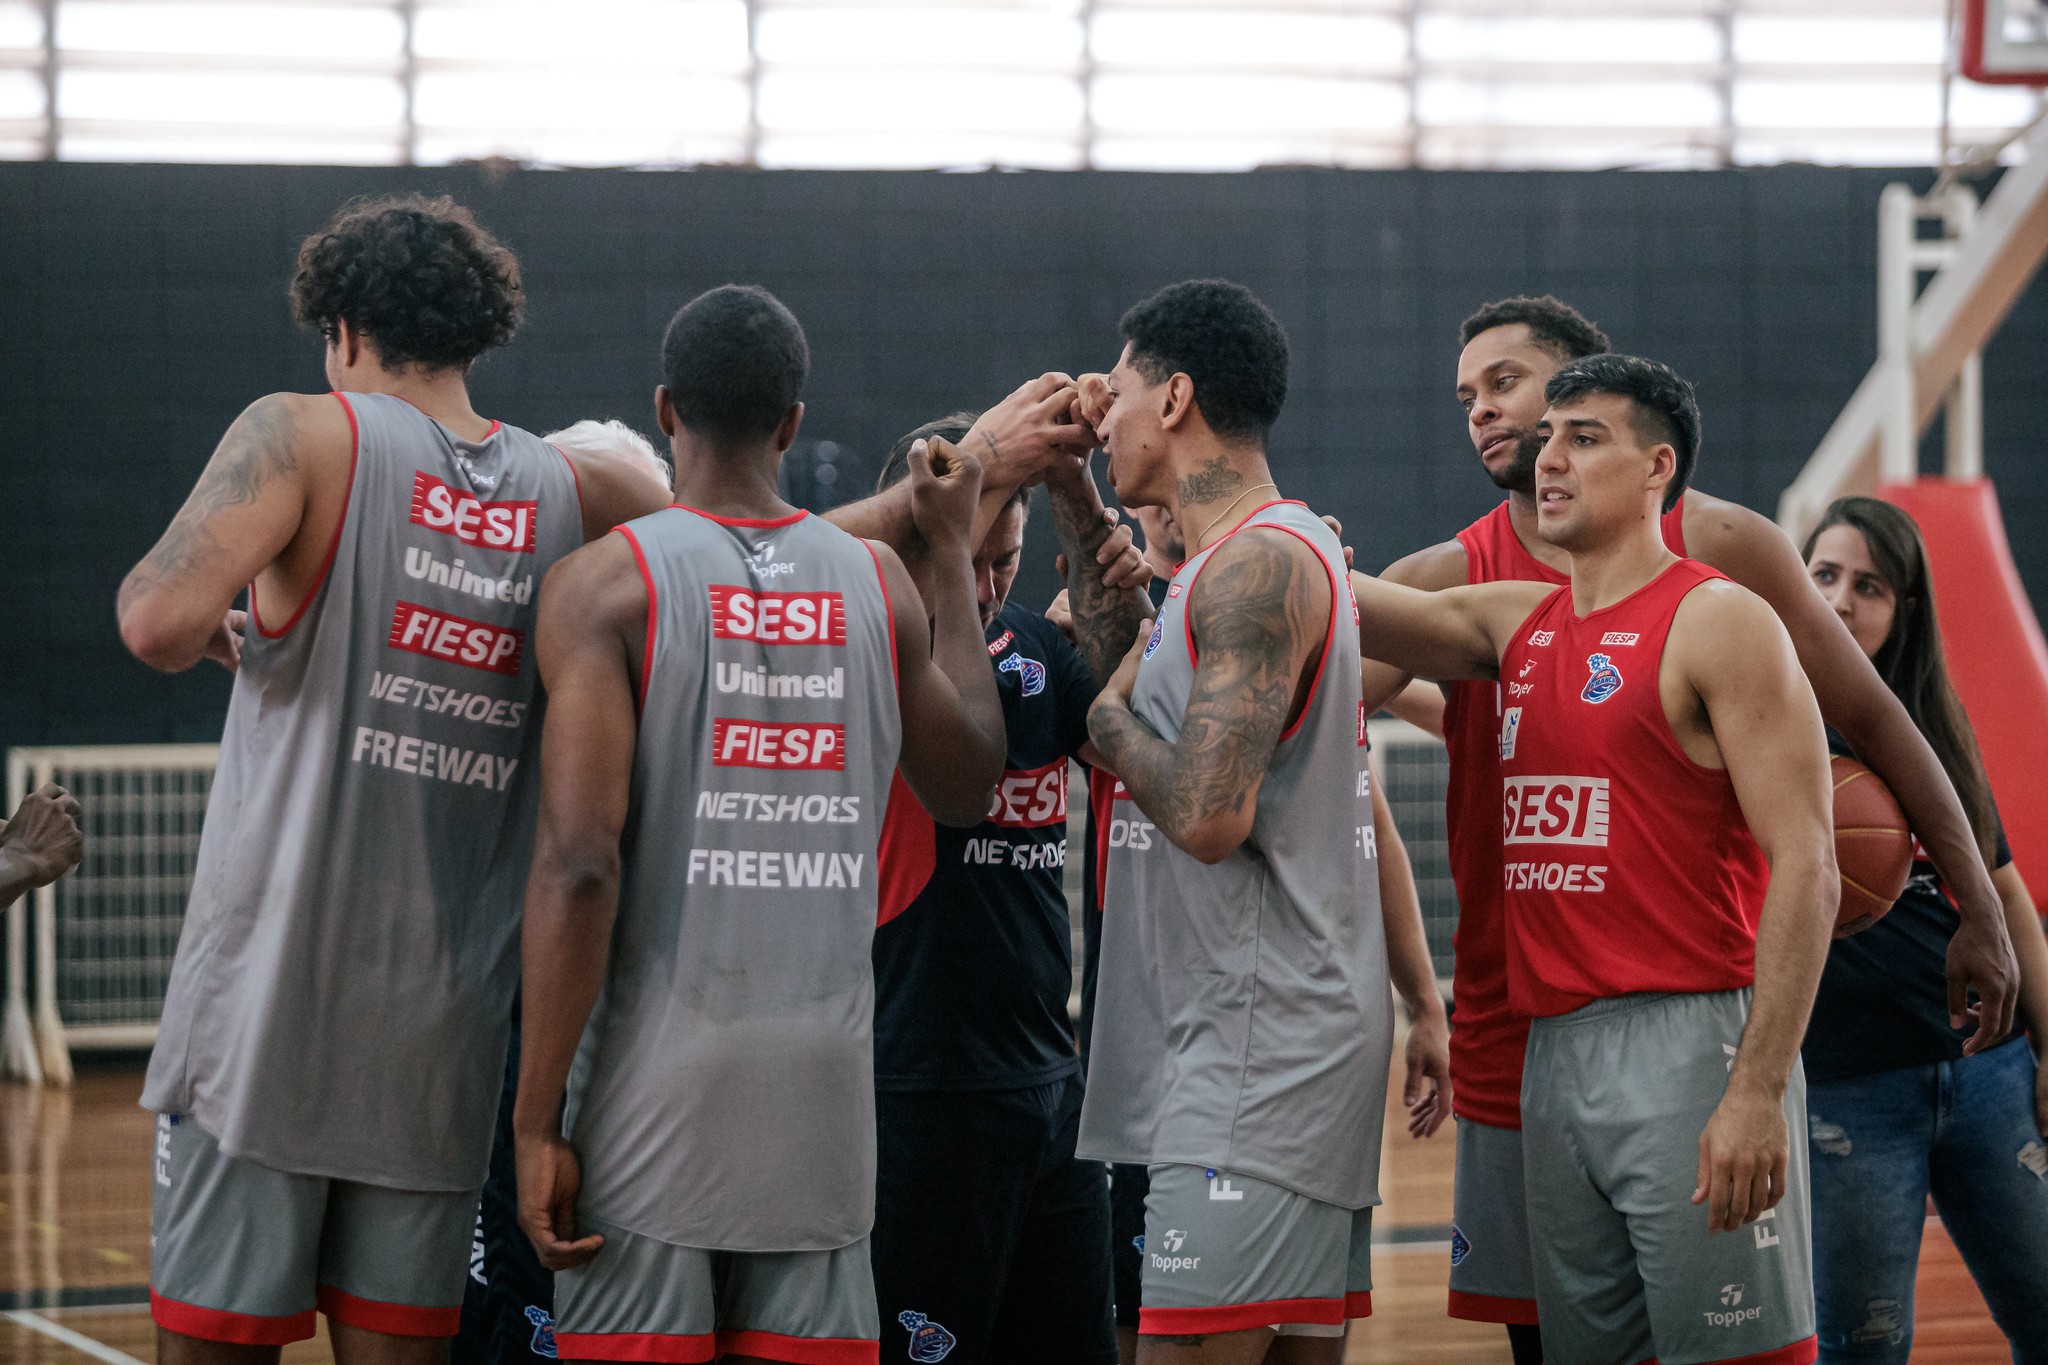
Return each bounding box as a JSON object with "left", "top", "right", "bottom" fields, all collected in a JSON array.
[
  {"left": 987, "top": 760, "right": 1067, "bottom": 828},
  {"left": 410, "top": 473, "right": 537, "bottom": 553},
  {"left": 711, "top": 719, "right": 845, "bottom": 770},
  {"left": 388, "top": 601, "right": 524, "bottom": 675},
  {"left": 709, "top": 586, "right": 845, "bottom": 645},
  {"left": 1502, "top": 776, "right": 1611, "bottom": 846}
]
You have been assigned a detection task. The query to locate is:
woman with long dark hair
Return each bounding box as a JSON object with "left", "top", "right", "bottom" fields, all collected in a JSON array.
[{"left": 1801, "top": 496, "right": 2048, "bottom": 1363}]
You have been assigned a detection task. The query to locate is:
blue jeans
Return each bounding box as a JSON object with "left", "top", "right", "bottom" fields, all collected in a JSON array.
[{"left": 1807, "top": 1036, "right": 2048, "bottom": 1364}]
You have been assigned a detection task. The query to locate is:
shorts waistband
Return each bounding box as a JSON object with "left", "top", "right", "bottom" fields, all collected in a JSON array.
[{"left": 1533, "top": 988, "right": 1744, "bottom": 1027}]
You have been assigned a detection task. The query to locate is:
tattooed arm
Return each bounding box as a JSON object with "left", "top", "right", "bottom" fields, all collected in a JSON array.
[
  {"left": 1087, "top": 529, "right": 1328, "bottom": 865},
  {"left": 117, "top": 392, "right": 353, "bottom": 672},
  {"left": 1048, "top": 464, "right": 1152, "bottom": 685}
]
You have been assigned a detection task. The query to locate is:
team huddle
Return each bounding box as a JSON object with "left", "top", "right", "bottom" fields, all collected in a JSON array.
[{"left": 115, "top": 193, "right": 2048, "bottom": 1365}]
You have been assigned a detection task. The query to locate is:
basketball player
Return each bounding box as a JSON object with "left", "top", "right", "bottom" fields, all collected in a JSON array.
[
  {"left": 116, "top": 195, "right": 673, "bottom": 1365},
  {"left": 1056, "top": 502, "right": 1450, "bottom": 1365},
  {"left": 1355, "top": 353, "right": 1834, "bottom": 1365},
  {"left": 1365, "top": 296, "right": 2019, "bottom": 1362},
  {"left": 511, "top": 286, "right": 1008, "bottom": 1365},
  {"left": 0, "top": 783, "right": 83, "bottom": 907},
  {"left": 1073, "top": 279, "right": 1387, "bottom": 1365}
]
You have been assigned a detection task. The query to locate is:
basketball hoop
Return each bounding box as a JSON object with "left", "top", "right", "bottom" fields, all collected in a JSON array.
[{"left": 1959, "top": 0, "right": 2048, "bottom": 85}]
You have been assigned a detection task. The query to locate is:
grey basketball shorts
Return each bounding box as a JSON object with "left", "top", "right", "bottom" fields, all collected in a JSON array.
[
  {"left": 1447, "top": 1117, "right": 1540, "bottom": 1325},
  {"left": 1137, "top": 1163, "right": 1372, "bottom": 1337},
  {"left": 553, "top": 1218, "right": 880, "bottom": 1364},
  {"left": 149, "top": 1112, "right": 477, "bottom": 1344},
  {"left": 1522, "top": 990, "right": 1817, "bottom": 1365}
]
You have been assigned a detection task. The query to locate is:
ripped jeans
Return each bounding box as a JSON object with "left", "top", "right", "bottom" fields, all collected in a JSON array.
[{"left": 1807, "top": 1036, "right": 2048, "bottom": 1364}]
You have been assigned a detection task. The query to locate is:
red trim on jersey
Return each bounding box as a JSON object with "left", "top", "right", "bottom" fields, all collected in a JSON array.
[
  {"left": 716, "top": 1329, "right": 879, "bottom": 1364},
  {"left": 1701, "top": 1340, "right": 1817, "bottom": 1365},
  {"left": 251, "top": 391, "right": 359, "bottom": 640},
  {"left": 1343, "top": 1291, "right": 1373, "bottom": 1318},
  {"left": 1089, "top": 767, "right": 1117, "bottom": 909},
  {"left": 862, "top": 540, "right": 900, "bottom": 691},
  {"left": 876, "top": 771, "right": 937, "bottom": 927},
  {"left": 150, "top": 1290, "right": 318, "bottom": 1346},
  {"left": 551, "top": 441, "right": 586, "bottom": 532},
  {"left": 614, "top": 525, "right": 658, "bottom": 714},
  {"left": 671, "top": 503, "right": 810, "bottom": 529},
  {"left": 316, "top": 1285, "right": 460, "bottom": 1337},
  {"left": 1447, "top": 1289, "right": 1540, "bottom": 1325},
  {"left": 553, "top": 1331, "right": 716, "bottom": 1363},
  {"left": 1138, "top": 1296, "right": 1344, "bottom": 1335}
]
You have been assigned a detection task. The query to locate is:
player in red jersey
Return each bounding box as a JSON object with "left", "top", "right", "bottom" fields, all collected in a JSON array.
[
  {"left": 1356, "top": 353, "right": 1836, "bottom": 1365},
  {"left": 1359, "top": 296, "right": 2018, "bottom": 1363}
]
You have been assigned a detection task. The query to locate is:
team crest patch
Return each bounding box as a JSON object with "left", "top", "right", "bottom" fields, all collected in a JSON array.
[
  {"left": 1142, "top": 620, "right": 1165, "bottom": 659},
  {"left": 997, "top": 653, "right": 1046, "bottom": 696},
  {"left": 898, "top": 1310, "right": 957, "bottom": 1361},
  {"left": 1450, "top": 1226, "right": 1472, "bottom": 1267},
  {"left": 522, "top": 1306, "right": 559, "bottom": 1359},
  {"left": 1581, "top": 652, "right": 1623, "bottom": 704},
  {"left": 1132, "top": 1234, "right": 1146, "bottom": 1253}
]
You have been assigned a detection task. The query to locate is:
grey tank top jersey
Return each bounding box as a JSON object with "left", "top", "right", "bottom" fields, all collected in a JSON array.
[
  {"left": 564, "top": 506, "right": 901, "bottom": 1252},
  {"left": 142, "top": 392, "right": 583, "bottom": 1190},
  {"left": 1078, "top": 501, "right": 1392, "bottom": 1209}
]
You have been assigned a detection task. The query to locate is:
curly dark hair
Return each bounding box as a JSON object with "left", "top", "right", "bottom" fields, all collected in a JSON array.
[
  {"left": 1544, "top": 353, "right": 1700, "bottom": 512},
  {"left": 1459, "top": 295, "right": 1610, "bottom": 363},
  {"left": 289, "top": 194, "right": 522, "bottom": 371},
  {"left": 661, "top": 285, "right": 810, "bottom": 442},
  {"left": 1120, "top": 279, "right": 1289, "bottom": 443}
]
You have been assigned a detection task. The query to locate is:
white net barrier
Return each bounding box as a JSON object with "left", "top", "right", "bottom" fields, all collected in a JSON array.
[
  {"left": 1370, "top": 720, "right": 1459, "bottom": 986},
  {"left": 3, "top": 745, "right": 218, "bottom": 1085}
]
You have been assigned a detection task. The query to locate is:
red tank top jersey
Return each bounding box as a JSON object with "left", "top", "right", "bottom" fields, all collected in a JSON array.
[
  {"left": 1443, "top": 500, "right": 1685, "bottom": 1127},
  {"left": 1497, "top": 558, "right": 1768, "bottom": 1016}
]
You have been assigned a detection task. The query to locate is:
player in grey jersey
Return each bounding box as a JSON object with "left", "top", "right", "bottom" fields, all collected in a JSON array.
[
  {"left": 1064, "top": 280, "right": 1389, "bottom": 1365},
  {"left": 513, "top": 286, "right": 1007, "bottom": 1365},
  {"left": 117, "top": 195, "right": 669, "bottom": 1365}
]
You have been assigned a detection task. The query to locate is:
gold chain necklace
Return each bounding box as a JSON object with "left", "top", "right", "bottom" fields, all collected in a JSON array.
[{"left": 1192, "top": 482, "right": 1279, "bottom": 548}]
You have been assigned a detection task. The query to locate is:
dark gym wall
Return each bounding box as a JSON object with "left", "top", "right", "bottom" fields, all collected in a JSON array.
[{"left": 4, "top": 162, "right": 2045, "bottom": 749}]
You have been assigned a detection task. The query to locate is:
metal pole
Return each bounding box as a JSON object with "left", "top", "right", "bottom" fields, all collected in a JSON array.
[
  {"left": 398, "top": 0, "right": 418, "bottom": 165},
  {"left": 38, "top": 0, "right": 56, "bottom": 160},
  {"left": 1941, "top": 186, "right": 1984, "bottom": 480},
  {"left": 744, "top": 0, "right": 762, "bottom": 167},
  {"left": 1877, "top": 183, "right": 1919, "bottom": 484},
  {"left": 1078, "top": 0, "right": 1097, "bottom": 170}
]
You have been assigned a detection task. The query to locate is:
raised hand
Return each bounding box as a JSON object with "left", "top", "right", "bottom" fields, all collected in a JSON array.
[
  {"left": 1075, "top": 372, "right": 1113, "bottom": 431},
  {"left": 962, "top": 373, "right": 1094, "bottom": 493},
  {"left": 908, "top": 437, "right": 984, "bottom": 555}
]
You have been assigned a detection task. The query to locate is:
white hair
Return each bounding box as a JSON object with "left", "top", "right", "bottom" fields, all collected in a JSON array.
[{"left": 544, "top": 418, "right": 671, "bottom": 491}]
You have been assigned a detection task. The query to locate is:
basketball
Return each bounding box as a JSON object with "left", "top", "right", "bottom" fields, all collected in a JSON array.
[{"left": 1831, "top": 755, "right": 1913, "bottom": 937}]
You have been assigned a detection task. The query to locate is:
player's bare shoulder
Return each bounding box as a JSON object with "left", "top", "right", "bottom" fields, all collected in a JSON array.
[
  {"left": 1667, "top": 573, "right": 1795, "bottom": 684},
  {"left": 1192, "top": 522, "right": 1332, "bottom": 655},
  {"left": 534, "top": 528, "right": 650, "bottom": 664},
  {"left": 1678, "top": 489, "right": 1790, "bottom": 573}
]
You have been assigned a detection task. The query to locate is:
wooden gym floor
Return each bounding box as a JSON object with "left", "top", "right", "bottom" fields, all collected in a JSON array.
[{"left": 0, "top": 1063, "right": 2014, "bottom": 1364}]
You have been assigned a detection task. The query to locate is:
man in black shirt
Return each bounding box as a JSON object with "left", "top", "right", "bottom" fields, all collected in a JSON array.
[{"left": 865, "top": 413, "right": 1149, "bottom": 1365}]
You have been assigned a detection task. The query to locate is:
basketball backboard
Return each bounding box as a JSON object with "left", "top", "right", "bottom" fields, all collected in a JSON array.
[{"left": 1961, "top": 0, "right": 2048, "bottom": 85}]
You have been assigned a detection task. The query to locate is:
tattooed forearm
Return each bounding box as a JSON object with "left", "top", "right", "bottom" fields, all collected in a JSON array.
[
  {"left": 1088, "top": 533, "right": 1322, "bottom": 860},
  {"left": 1049, "top": 479, "right": 1149, "bottom": 684},
  {"left": 1176, "top": 454, "right": 1243, "bottom": 507},
  {"left": 120, "top": 394, "right": 300, "bottom": 610}
]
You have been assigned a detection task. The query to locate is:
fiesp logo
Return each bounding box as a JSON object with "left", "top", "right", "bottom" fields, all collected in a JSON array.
[
  {"left": 711, "top": 719, "right": 845, "bottom": 770},
  {"left": 410, "top": 473, "right": 537, "bottom": 552},
  {"left": 387, "top": 601, "right": 524, "bottom": 675}
]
